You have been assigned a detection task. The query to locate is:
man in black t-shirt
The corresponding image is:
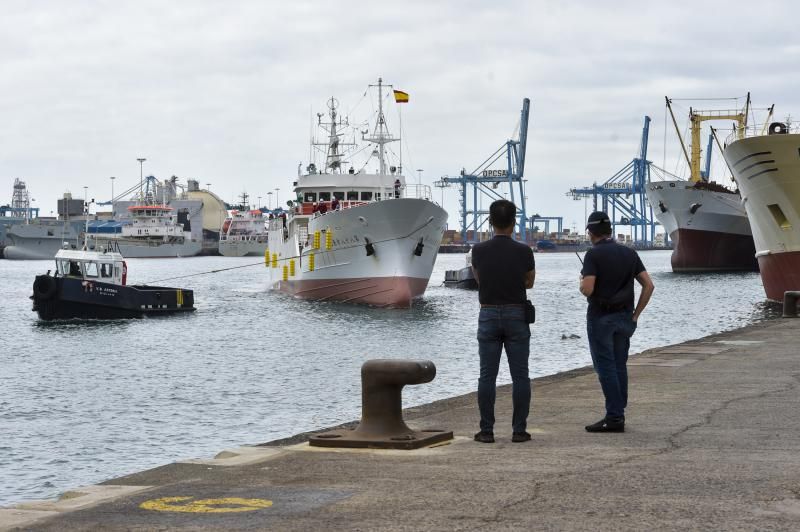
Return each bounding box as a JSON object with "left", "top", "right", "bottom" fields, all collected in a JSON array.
[
  {"left": 579, "top": 211, "right": 654, "bottom": 433},
  {"left": 470, "top": 200, "right": 535, "bottom": 444}
]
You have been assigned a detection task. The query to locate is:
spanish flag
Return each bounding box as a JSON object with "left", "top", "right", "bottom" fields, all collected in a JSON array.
[{"left": 393, "top": 90, "right": 409, "bottom": 103}]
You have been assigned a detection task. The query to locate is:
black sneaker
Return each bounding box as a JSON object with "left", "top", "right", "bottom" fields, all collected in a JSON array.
[
  {"left": 511, "top": 431, "right": 531, "bottom": 443},
  {"left": 474, "top": 431, "right": 495, "bottom": 443},
  {"left": 585, "top": 417, "right": 625, "bottom": 433}
]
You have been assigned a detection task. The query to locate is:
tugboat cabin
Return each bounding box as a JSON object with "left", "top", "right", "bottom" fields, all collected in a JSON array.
[{"left": 54, "top": 248, "right": 127, "bottom": 286}]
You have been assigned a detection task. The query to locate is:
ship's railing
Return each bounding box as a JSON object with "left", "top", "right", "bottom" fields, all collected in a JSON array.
[
  {"left": 724, "top": 121, "right": 800, "bottom": 144},
  {"left": 402, "top": 183, "right": 433, "bottom": 201}
]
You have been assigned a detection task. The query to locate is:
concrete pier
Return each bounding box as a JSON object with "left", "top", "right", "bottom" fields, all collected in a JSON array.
[{"left": 3, "top": 318, "right": 800, "bottom": 531}]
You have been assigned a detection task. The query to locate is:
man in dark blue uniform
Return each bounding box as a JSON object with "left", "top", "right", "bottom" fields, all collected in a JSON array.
[
  {"left": 471, "top": 200, "right": 535, "bottom": 443},
  {"left": 580, "top": 211, "right": 654, "bottom": 432}
]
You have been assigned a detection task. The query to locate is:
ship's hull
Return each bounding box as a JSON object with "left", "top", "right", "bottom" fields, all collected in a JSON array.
[
  {"left": 646, "top": 180, "right": 757, "bottom": 272},
  {"left": 3, "top": 221, "right": 84, "bottom": 260},
  {"left": 443, "top": 266, "right": 478, "bottom": 290},
  {"left": 267, "top": 198, "right": 448, "bottom": 308},
  {"left": 219, "top": 239, "right": 268, "bottom": 257},
  {"left": 88, "top": 236, "right": 203, "bottom": 258},
  {"left": 31, "top": 275, "right": 195, "bottom": 320},
  {"left": 723, "top": 133, "right": 800, "bottom": 301}
]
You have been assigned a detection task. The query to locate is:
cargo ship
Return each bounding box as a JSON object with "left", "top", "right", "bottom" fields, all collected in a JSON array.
[
  {"left": 646, "top": 96, "right": 757, "bottom": 272},
  {"left": 723, "top": 120, "right": 800, "bottom": 301}
]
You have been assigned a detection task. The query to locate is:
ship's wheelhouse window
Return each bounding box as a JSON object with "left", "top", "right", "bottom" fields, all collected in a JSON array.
[
  {"left": 100, "top": 263, "right": 113, "bottom": 278},
  {"left": 333, "top": 191, "right": 345, "bottom": 200},
  {"left": 318, "top": 191, "right": 331, "bottom": 201},
  {"left": 375, "top": 192, "right": 382, "bottom": 200},
  {"left": 84, "top": 262, "right": 99, "bottom": 278},
  {"left": 304, "top": 192, "right": 317, "bottom": 202},
  {"left": 361, "top": 191, "right": 373, "bottom": 201},
  {"left": 68, "top": 261, "right": 82, "bottom": 277},
  {"left": 57, "top": 260, "right": 68, "bottom": 275},
  {"left": 347, "top": 191, "right": 359, "bottom": 201}
]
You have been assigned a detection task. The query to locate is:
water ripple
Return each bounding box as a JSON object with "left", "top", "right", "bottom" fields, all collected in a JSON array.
[{"left": 0, "top": 252, "right": 773, "bottom": 505}]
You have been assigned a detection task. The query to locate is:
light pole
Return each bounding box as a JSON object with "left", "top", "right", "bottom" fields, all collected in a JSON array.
[
  {"left": 275, "top": 188, "right": 280, "bottom": 208},
  {"left": 206, "top": 183, "right": 211, "bottom": 193},
  {"left": 137, "top": 158, "right": 146, "bottom": 202},
  {"left": 83, "top": 186, "right": 91, "bottom": 248},
  {"left": 267, "top": 191, "right": 273, "bottom": 210},
  {"left": 110, "top": 176, "right": 116, "bottom": 211},
  {"left": 416, "top": 168, "right": 423, "bottom": 185},
  {"left": 258, "top": 196, "right": 262, "bottom": 210}
]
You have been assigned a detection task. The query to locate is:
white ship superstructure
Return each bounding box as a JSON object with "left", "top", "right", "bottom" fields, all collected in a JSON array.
[
  {"left": 265, "top": 78, "right": 448, "bottom": 307},
  {"left": 219, "top": 198, "right": 269, "bottom": 257},
  {"left": 723, "top": 120, "right": 800, "bottom": 301},
  {"left": 89, "top": 204, "right": 201, "bottom": 258}
]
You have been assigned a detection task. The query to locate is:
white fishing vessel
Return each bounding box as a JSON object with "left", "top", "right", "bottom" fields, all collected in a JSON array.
[
  {"left": 646, "top": 96, "right": 757, "bottom": 272},
  {"left": 723, "top": 119, "right": 800, "bottom": 302},
  {"left": 219, "top": 195, "right": 269, "bottom": 257},
  {"left": 88, "top": 204, "right": 202, "bottom": 258},
  {"left": 265, "top": 78, "right": 448, "bottom": 307}
]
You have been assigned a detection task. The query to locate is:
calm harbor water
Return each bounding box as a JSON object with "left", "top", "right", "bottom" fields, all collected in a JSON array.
[{"left": 0, "top": 250, "right": 777, "bottom": 506}]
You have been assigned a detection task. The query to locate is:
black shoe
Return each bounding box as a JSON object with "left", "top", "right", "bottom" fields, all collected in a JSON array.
[
  {"left": 585, "top": 417, "right": 625, "bottom": 433},
  {"left": 474, "top": 431, "right": 495, "bottom": 443},
  {"left": 511, "top": 431, "right": 531, "bottom": 443}
]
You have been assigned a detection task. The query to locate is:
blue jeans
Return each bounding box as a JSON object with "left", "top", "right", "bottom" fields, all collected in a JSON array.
[
  {"left": 477, "top": 306, "right": 531, "bottom": 433},
  {"left": 586, "top": 311, "right": 637, "bottom": 419}
]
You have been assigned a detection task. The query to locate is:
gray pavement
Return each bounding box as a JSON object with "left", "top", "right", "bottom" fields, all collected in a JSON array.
[{"left": 3, "top": 318, "right": 800, "bottom": 531}]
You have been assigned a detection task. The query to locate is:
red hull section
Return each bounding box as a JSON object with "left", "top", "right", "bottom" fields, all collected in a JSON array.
[
  {"left": 671, "top": 229, "right": 758, "bottom": 272},
  {"left": 277, "top": 276, "right": 430, "bottom": 308},
  {"left": 757, "top": 251, "right": 800, "bottom": 302}
]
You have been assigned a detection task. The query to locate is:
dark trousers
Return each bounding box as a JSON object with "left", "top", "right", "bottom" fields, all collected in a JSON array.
[
  {"left": 477, "top": 306, "right": 531, "bottom": 433},
  {"left": 586, "top": 311, "right": 637, "bottom": 418}
]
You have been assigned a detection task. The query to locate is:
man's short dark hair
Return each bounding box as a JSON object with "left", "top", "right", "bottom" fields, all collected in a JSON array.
[
  {"left": 489, "top": 200, "right": 517, "bottom": 230},
  {"left": 586, "top": 210, "right": 612, "bottom": 236}
]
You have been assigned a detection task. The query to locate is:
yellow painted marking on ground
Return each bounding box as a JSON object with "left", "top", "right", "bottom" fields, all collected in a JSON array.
[{"left": 140, "top": 496, "right": 273, "bottom": 513}]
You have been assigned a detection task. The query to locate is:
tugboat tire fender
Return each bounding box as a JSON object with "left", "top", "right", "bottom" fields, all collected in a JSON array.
[{"left": 33, "top": 275, "right": 57, "bottom": 300}]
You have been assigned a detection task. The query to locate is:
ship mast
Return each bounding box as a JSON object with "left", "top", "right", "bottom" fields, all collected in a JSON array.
[
  {"left": 364, "top": 77, "right": 399, "bottom": 177},
  {"left": 312, "top": 97, "right": 354, "bottom": 174}
]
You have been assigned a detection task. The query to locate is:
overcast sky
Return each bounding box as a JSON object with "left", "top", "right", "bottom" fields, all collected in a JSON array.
[{"left": 2, "top": 0, "right": 799, "bottom": 233}]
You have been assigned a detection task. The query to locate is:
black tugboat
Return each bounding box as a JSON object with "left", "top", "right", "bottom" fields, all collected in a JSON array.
[
  {"left": 31, "top": 247, "right": 195, "bottom": 320},
  {"left": 443, "top": 251, "right": 478, "bottom": 290}
]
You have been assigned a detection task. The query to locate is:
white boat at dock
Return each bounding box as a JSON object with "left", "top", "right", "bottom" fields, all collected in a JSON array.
[
  {"left": 219, "top": 198, "right": 269, "bottom": 257},
  {"left": 265, "top": 78, "right": 448, "bottom": 307},
  {"left": 88, "top": 204, "right": 202, "bottom": 258}
]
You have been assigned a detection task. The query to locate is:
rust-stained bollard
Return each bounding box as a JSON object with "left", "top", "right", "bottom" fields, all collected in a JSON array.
[
  {"left": 783, "top": 291, "right": 800, "bottom": 318},
  {"left": 309, "top": 359, "right": 453, "bottom": 450}
]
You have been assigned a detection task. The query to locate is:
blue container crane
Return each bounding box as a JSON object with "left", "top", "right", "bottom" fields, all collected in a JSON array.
[
  {"left": 566, "top": 116, "right": 658, "bottom": 246},
  {"left": 528, "top": 215, "right": 563, "bottom": 235},
  {"left": 435, "top": 99, "right": 530, "bottom": 242}
]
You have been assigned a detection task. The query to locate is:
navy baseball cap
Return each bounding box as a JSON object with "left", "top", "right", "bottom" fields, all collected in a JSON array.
[{"left": 586, "top": 211, "right": 611, "bottom": 228}]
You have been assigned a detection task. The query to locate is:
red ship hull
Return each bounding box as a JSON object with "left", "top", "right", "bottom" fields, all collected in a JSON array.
[
  {"left": 757, "top": 251, "right": 800, "bottom": 302},
  {"left": 670, "top": 228, "right": 758, "bottom": 272},
  {"left": 277, "top": 276, "right": 430, "bottom": 308}
]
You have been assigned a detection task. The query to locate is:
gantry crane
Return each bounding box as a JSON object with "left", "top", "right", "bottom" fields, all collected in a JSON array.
[
  {"left": 666, "top": 93, "right": 749, "bottom": 182},
  {"left": 567, "top": 116, "right": 658, "bottom": 245},
  {"left": 435, "top": 98, "right": 530, "bottom": 242}
]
